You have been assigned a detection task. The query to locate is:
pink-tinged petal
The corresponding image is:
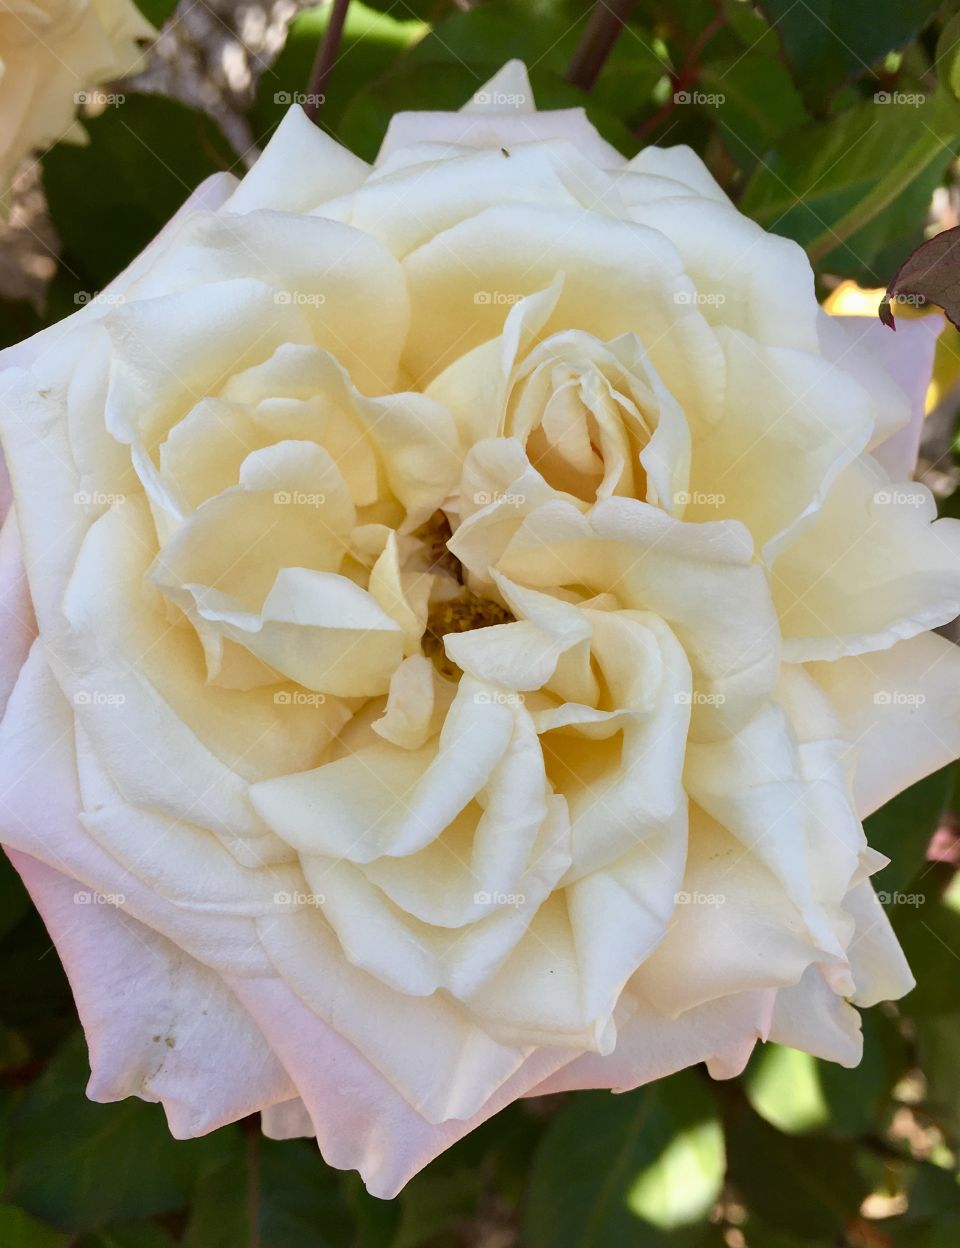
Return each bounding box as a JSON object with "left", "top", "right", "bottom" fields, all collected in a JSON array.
[
  {"left": 809, "top": 632, "right": 960, "bottom": 818},
  {"left": 829, "top": 313, "right": 942, "bottom": 478},
  {"left": 227, "top": 974, "right": 575, "bottom": 1199},
  {"left": 0, "top": 448, "right": 9, "bottom": 521},
  {"left": 526, "top": 990, "right": 776, "bottom": 1095},
  {"left": 0, "top": 512, "right": 35, "bottom": 717},
  {"left": 766, "top": 966, "right": 862, "bottom": 1065},
  {"left": 7, "top": 849, "right": 296, "bottom": 1136},
  {"left": 0, "top": 642, "right": 274, "bottom": 978},
  {"left": 261, "top": 1098, "right": 315, "bottom": 1140}
]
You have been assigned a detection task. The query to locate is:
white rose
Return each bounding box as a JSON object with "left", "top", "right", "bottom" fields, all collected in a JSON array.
[
  {"left": 0, "top": 0, "right": 153, "bottom": 196},
  {"left": 0, "top": 61, "right": 958, "bottom": 1197}
]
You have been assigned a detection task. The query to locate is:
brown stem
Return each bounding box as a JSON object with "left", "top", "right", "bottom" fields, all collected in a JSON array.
[
  {"left": 303, "top": 0, "right": 351, "bottom": 124},
  {"left": 565, "top": 0, "right": 638, "bottom": 92}
]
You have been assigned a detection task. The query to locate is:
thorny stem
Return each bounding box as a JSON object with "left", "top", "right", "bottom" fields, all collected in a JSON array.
[
  {"left": 565, "top": 0, "right": 638, "bottom": 92},
  {"left": 304, "top": 0, "right": 351, "bottom": 124}
]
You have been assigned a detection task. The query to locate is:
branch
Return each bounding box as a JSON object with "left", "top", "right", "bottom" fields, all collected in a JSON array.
[
  {"left": 565, "top": 0, "right": 638, "bottom": 92},
  {"left": 304, "top": 0, "right": 351, "bottom": 124}
]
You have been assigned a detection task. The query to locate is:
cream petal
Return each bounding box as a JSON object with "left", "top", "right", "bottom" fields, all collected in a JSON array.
[
  {"left": 402, "top": 203, "right": 725, "bottom": 417},
  {"left": 809, "top": 631, "right": 960, "bottom": 817},
  {"left": 254, "top": 907, "right": 532, "bottom": 1124},
  {"left": 685, "top": 329, "right": 874, "bottom": 559},
  {"left": 528, "top": 990, "right": 775, "bottom": 1094},
  {"left": 626, "top": 144, "right": 730, "bottom": 204},
  {"left": 227, "top": 106, "right": 370, "bottom": 214},
  {"left": 773, "top": 456, "right": 960, "bottom": 660}
]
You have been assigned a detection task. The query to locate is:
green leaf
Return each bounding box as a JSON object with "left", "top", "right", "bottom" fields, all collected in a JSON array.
[
  {"left": 0, "top": 853, "right": 32, "bottom": 941},
  {"left": 76, "top": 1224, "right": 176, "bottom": 1248},
  {"left": 133, "top": 0, "right": 177, "bottom": 26},
  {"left": 523, "top": 1073, "right": 724, "bottom": 1247},
  {"left": 865, "top": 766, "right": 953, "bottom": 896},
  {"left": 891, "top": 904, "right": 960, "bottom": 1016},
  {"left": 250, "top": 1, "right": 426, "bottom": 147},
  {"left": 758, "top": 0, "right": 942, "bottom": 111},
  {"left": 741, "top": 91, "right": 959, "bottom": 279},
  {"left": 699, "top": 47, "right": 807, "bottom": 172},
  {"left": 0, "top": 301, "right": 45, "bottom": 353},
  {"left": 185, "top": 1132, "right": 355, "bottom": 1248},
  {"left": 0, "top": 1205, "right": 67, "bottom": 1248},
  {"left": 721, "top": 1091, "right": 869, "bottom": 1237},
  {"left": 42, "top": 94, "right": 238, "bottom": 298},
  {"left": 4, "top": 1035, "right": 233, "bottom": 1232}
]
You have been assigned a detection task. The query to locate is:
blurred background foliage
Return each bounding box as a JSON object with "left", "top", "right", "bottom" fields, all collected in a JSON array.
[{"left": 4, "top": 0, "right": 960, "bottom": 1244}]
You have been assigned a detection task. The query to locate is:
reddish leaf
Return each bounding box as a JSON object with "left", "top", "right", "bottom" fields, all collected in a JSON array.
[{"left": 880, "top": 224, "right": 960, "bottom": 331}]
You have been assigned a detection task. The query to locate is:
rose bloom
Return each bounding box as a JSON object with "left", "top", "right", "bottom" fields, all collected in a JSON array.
[
  {"left": 1, "top": 62, "right": 959, "bottom": 1196},
  {"left": 0, "top": 0, "right": 152, "bottom": 198}
]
